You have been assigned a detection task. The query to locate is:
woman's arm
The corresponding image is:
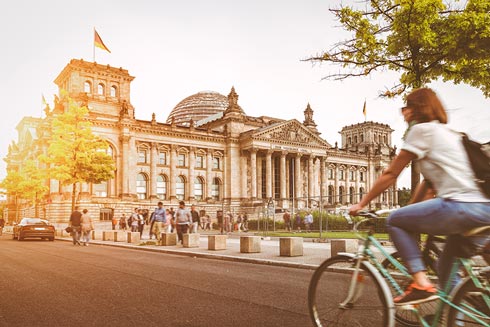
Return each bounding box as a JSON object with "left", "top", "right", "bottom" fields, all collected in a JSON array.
[{"left": 349, "top": 149, "right": 416, "bottom": 215}]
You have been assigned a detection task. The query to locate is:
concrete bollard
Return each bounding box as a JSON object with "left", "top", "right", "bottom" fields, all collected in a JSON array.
[
  {"left": 279, "top": 237, "right": 303, "bottom": 257},
  {"left": 240, "top": 236, "right": 261, "bottom": 253},
  {"left": 92, "top": 230, "right": 104, "bottom": 240},
  {"left": 331, "top": 239, "right": 358, "bottom": 257},
  {"left": 114, "top": 230, "right": 126, "bottom": 242},
  {"left": 127, "top": 232, "right": 140, "bottom": 244},
  {"left": 103, "top": 230, "right": 115, "bottom": 241},
  {"left": 208, "top": 235, "right": 227, "bottom": 250},
  {"left": 183, "top": 233, "right": 200, "bottom": 248},
  {"left": 160, "top": 233, "right": 177, "bottom": 246}
]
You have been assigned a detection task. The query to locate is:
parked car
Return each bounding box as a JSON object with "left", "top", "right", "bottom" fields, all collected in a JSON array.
[{"left": 13, "top": 218, "right": 55, "bottom": 241}]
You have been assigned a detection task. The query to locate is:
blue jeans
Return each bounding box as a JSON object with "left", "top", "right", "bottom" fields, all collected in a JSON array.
[{"left": 387, "top": 198, "right": 490, "bottom": 288}]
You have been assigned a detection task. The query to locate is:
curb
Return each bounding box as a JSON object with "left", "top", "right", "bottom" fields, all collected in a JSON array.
[{"left": 56, "top": 237, "right": 319, "bottom": 271}]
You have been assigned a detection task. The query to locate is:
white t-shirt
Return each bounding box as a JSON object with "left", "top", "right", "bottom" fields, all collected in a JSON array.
[{"left": 402, "top": 121, "right": 489, "bottom": 202}]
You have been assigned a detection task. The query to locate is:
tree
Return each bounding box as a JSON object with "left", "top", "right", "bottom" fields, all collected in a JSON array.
[
  {"left": 40, "top": 96, "right": 115, "bottom": 211},
  {"left": 306, "top": 0, "right": 490, "bottom": 192},
  {"left": 0, "top": 170, "right": 24, "bottom": 223}
]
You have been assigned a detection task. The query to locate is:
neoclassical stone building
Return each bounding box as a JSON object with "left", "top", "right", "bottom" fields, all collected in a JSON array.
[{"left": 4, "top": 59, "right": 398, "bottom": 222}]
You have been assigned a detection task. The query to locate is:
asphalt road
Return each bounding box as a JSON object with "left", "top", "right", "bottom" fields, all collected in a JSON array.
[{"left": 0, "top": 235, "right": 314, "bottom": 327}]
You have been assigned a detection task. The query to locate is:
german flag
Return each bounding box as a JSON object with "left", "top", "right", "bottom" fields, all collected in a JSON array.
[{"left": 94, "top": 29, "right": 111, "bottom": 53}]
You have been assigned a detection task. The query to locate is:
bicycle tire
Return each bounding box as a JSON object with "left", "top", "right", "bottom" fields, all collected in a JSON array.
[
  {"left": 381, "top": 252, "right": 438, "bottom": 327},
  {"left": 447, "top": 276, "right": 490, "bottom": 326},
  {"left": 308, "top": 254, "right": 392, "bottom": 327}
]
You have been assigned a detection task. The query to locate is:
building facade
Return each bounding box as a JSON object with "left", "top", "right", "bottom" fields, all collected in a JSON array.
[{"left": 4, "top": 59, "right": 398, "bottom": 222}]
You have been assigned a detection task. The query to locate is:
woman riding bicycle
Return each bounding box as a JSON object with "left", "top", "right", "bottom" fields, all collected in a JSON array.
[{"left": 349, "top": 88, "right": 490, "bottom": 306}]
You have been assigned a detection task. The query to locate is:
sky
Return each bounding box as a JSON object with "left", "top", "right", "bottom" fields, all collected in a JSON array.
[{"left": 1, "top": 0, "right": 489, "bottom": 189}]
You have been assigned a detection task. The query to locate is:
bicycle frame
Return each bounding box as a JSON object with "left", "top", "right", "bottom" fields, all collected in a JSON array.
[{"left": 344, "top": 215, "right": 490, "bottom": 327}]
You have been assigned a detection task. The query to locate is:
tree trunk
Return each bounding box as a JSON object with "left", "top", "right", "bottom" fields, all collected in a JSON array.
[{"left": 71, "top": 183, "right": 77, "bottom": 212}]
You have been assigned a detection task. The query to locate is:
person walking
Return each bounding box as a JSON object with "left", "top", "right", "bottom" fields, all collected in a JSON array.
[
  {"left": 217, "top": 211, "right": 224, "bottom": 234},
  {"left": 130, "top": 208, "right": 139, "bottom": 233},
  {"left": 236, "top": 213, "right": 243, "bottom": 232},
  {"left": 349, "top": 88, "right": 490, "bottom": 305},
  {"left": 174, "top": 201, "right": 192, "bottom": 244},
  {"left": 304, "top": 212, "right": 313, "bottom": 232},
  {"left": 69, "top": 206, "right": 82, "bottom": 245},
  {"left": 119, "top": 214, "right": 127, "bottom": 230},
  {"left": 283, "top": 210, "right": 291, "bottom": 231},
  {"left": 80, "top": 209, "right": 94, "bottom": 246},
  {"left": 294, "top": 212, "right": 301, "bottom": 232},
  {"left": 190, "top": 205, "right": 200, "bottom": 233},
  {"left": 242, "top": 213, "right": 249, "bottom": 232},
  {"left": 151, "top": 202, "right": 166, "bottom": 242},
  {"left": 111, "top": 215, "right": 118, "bottom": 230},
  {"left": 148, "top": 211, "right": 156, "bottom": 240},
  {"left": 165, "top": 209, "right": 173, "bottom": 233}
]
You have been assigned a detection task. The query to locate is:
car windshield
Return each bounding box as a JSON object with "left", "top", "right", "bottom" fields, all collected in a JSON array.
[{"left": 20, "top": 218, "right": 48, "bottom": 225}]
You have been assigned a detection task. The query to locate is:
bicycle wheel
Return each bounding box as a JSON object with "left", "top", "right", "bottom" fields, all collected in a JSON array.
[
  {"left": 447, "top": 276, "right": 490, "bottom": 326},
  {"left": 308, "top": 254, "right": 391, "bottom": 327},
  {"left": 382, "top": 252, "right": 438, "bottom": 327}
]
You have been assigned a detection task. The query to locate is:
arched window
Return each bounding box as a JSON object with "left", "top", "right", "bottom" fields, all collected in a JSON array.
[
  {"left": 328, "top": 185, "right": 334, "bottom": 204},
  {"left": 84, "top": 81, "right": 92, "bottom": 93},
  {"left": 176, "top": 176, "right": 185, "bottom": 200},
  {"left": 110, "top": 85, "right": 117, "bottom": 97},
  {"left": 361, "top": 134, "right": 364, "bottom": 142},
  {"left": 156, "top": 175, "right": 167, "bottom": 200},
  {"left": 136, "top": 173, "right": 148, "bottom": 199},
  {"left": 339, "top": 186, "right": 344, "bottom": 203},
  {"left": 359, "top": 187, "right": 365, "bottom": 200},
  {"left": 98, "top": 83, "right": 105, "bottom": 95},
  {"left": 212, "top": 177, "right": 221, "bottom": 200},
  {"left": 349, "top": 186, "right": 355, "bottom": 204},
  {"left": 194, "top": 177, "right": 204, "bottom": 201},
  {"left": 348, "top": 137, "right": 351, "bottom": 144},
  {"left": 354, "top": 135, "right": 358, "bottom": 143}
]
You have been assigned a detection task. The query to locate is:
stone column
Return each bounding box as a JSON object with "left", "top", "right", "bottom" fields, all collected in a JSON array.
[
  {"left": 308, "top": 156, "right": 314, "bottom": 205},
  {"left": 250, "top": 148, "right": 257, "bottom": 199},
  {"left": 206, "top": 150, "right": 213, "bottom": 200},
  {"left": 189, "top": 147, "right": 195, "bottom": 201},
  {"left": 320, "top": 157, "right": 326, "bottom": 200},
  {"left": 170, "top": 145, "right": 177, "bottom": 200},
  {"left": 241, "top": 153, "right": 248, "bottom": 199},
  {"left": 355, "top": 167, "right": 359, "bottom": 204},
  {"left": 334, "top": 164, "right": 339, "bottom": 204},
  {"left": 120, "top": 135, "right": 131, "bottom": 196},
  {"left": 265, "top": 150, "right": 273, "bottom": 199},
  {"left": 280, "top": 151, "right": 287, "bottom": 201},
  {"left": 150, "top": 142, "right": 158, "bottom": 199},
  {"left": 295, "top": 154, "right": 302, "bottom": 200}
]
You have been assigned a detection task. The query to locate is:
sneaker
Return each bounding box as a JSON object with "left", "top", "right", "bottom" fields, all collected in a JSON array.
[{"left": 394, "top": 283, "right": 439, "bottom": 305}]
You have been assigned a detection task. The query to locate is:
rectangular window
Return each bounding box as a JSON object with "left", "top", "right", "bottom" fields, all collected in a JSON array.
[
  {"left": 158, "top": 152, "right": 167, "bottom": 165},
  {"left": 340, "top": 170, "right": 345, "bottom": 180},
  {"left": 93, "top": 182, "right": 108, "bottom": 197},
  {"left": 138, "top": 150, "right": 147, "bottom": 163},
  {"left": 213, "top": 157, "right": 220, "bottom": 169},
  {"left": 360, "top": 171, "right": 364, "bottom": 182},
  {"left": 178, "top": 154, "right": 186, "bottom": 167},
  {"left": 349, "top": 171, "right": 355, "bottom": 181},
  {"left": 195, "top": 155, "right": 204, "bottom": 168},
  {"left": 328, "top": 169, "right": 334, "bottom": 179}
]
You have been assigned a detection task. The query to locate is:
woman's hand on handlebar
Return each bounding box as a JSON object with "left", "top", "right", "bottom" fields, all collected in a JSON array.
[{"left": 349, "top": 204, "right": 364, "bottom": 216}]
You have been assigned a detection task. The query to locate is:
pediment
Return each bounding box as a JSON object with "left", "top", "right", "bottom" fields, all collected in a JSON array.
[{"left": 248, "top": 120, "right": 331, "bottom": 148}]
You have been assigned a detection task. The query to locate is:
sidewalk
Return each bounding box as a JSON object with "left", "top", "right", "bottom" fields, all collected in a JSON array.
[{"left": 56, "top": 230, "right": 395, "bottom": 270}]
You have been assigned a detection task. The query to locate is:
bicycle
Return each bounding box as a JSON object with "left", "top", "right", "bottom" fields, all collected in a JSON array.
[{"left": 308, "top": 210, "right": 490, "bottom": 327}]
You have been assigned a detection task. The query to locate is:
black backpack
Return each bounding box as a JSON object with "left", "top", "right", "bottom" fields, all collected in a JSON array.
[{"left": 461, "top": 133, "right": 490, "bottom": 198}]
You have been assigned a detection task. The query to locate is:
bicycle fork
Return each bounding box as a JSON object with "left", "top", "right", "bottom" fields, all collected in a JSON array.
[{"left": 339, "top": 257, "right": 365, "bottom": 309}]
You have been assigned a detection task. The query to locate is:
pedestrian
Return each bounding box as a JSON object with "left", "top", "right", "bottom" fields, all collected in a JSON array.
[
  {"left": 174, "top": 201, "right": 192, "bottom": 244},
  {"left": 224, "top": 212, "right": 231, "bottom": 233},
  {"left": 169, "top": 207, "right": 175, "bottom": 232},
  {"left": 111, "top": 215, "right": 118, "bottom": 230},
  {"left": 295, "top": 212, "right": 301, "bottom": 232},
  {"left": 119, "top": 214, "right": 127, "bottom": 230},
  {"left": 165, "top": 209, "right": 173, "bottom": 233},
  {"left": 69, "top": 206, "right": 82, "bottom": 245},
  {"left": 236, "top": 213, "right": 243, "bottom": 232},
  {"left": 0, "top": 217, "right": 5, "bottom": 236},
  {"left": 203, "top": 214, "right": 211, "bottom": 231},
  {"left": 80, "top": 209, "right": 94, "bottom": 246},
  {"left": 283, "top": 210, "right": 291, "bottom": 231},
  {"left": 190, "top": 205, "right": 200, "bottom": 233},
  {"left": 137, "top": 209, "right": 145, "bottom": 237},
  {"left": 151, "top": 202, "right": 166, "bottom": 241},
  {"left": 148, "top": 211, "right": 156, "bottom": 240},
  {"left": 349, "top": 87, "right": 490, "bottom": 305},
  {"left": 130, "top": 208, "right": 139, "bottom": 233},
  {"left": 242, "top": 213, "right": 249, "bottom": 232},
  {"left": 217, "top": 211, "right": 224, "bottom": 234},
  {"left": 304, "top": 212, "right": 313, "bottom": 232}
]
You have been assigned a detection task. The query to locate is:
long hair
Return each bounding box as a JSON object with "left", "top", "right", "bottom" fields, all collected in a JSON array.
[{"left": 406, "top": 88, "right": 448, "bottom": 124}]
